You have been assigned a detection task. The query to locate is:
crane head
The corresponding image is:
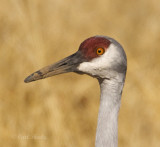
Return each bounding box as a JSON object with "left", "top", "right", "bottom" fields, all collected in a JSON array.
[{"left": 24, "top": 36, "right": 127, "bottom": 83}]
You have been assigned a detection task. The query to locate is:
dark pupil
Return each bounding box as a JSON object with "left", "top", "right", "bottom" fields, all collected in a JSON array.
[{"left": 98, "top": 49, "right": 101, "bottom": 53}]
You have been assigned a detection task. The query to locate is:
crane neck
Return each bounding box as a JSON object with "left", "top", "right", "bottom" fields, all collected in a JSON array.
[{"left": 95, "top": 78, "right": 124, "bottom": 147}]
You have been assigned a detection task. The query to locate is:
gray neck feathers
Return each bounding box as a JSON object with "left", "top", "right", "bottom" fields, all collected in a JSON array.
[{"left": 95, "top": 78, "right": 125, "bottom": 147}]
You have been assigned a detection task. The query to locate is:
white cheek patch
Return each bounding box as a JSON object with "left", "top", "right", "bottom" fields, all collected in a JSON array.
[
  {"left": 78, "top": 44, "right": 118, "bottom": 75},
  {"left": 78, "top": 62, "right": 95, "bottom": 75}
]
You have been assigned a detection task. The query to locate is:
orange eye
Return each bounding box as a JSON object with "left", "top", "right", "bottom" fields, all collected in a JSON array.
[{"left": 96, "top": 48, "right": 105, "bottom": 55}]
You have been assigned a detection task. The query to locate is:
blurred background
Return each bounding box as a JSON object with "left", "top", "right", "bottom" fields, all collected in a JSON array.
[{"left": 0, "top": 0, "right": 160, "bottom": 147}]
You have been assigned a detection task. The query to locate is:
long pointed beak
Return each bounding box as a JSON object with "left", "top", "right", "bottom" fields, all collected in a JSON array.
[{"left": 24, "top": 51, "right": 85, "bottom": 83}]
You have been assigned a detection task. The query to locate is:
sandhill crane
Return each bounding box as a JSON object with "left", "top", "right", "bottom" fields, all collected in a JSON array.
[{"left": 24, "top": 36, "right": 127, "bottom": 147}]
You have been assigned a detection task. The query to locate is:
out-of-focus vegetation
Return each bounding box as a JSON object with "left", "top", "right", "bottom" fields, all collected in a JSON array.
[{"left": 0, "top": 0, "right": 160, "bottom": 147}]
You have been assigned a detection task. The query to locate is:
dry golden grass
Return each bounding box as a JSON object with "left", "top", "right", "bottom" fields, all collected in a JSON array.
[{"left": 0, "top": 0, "right": 160, "bottom": 146}]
